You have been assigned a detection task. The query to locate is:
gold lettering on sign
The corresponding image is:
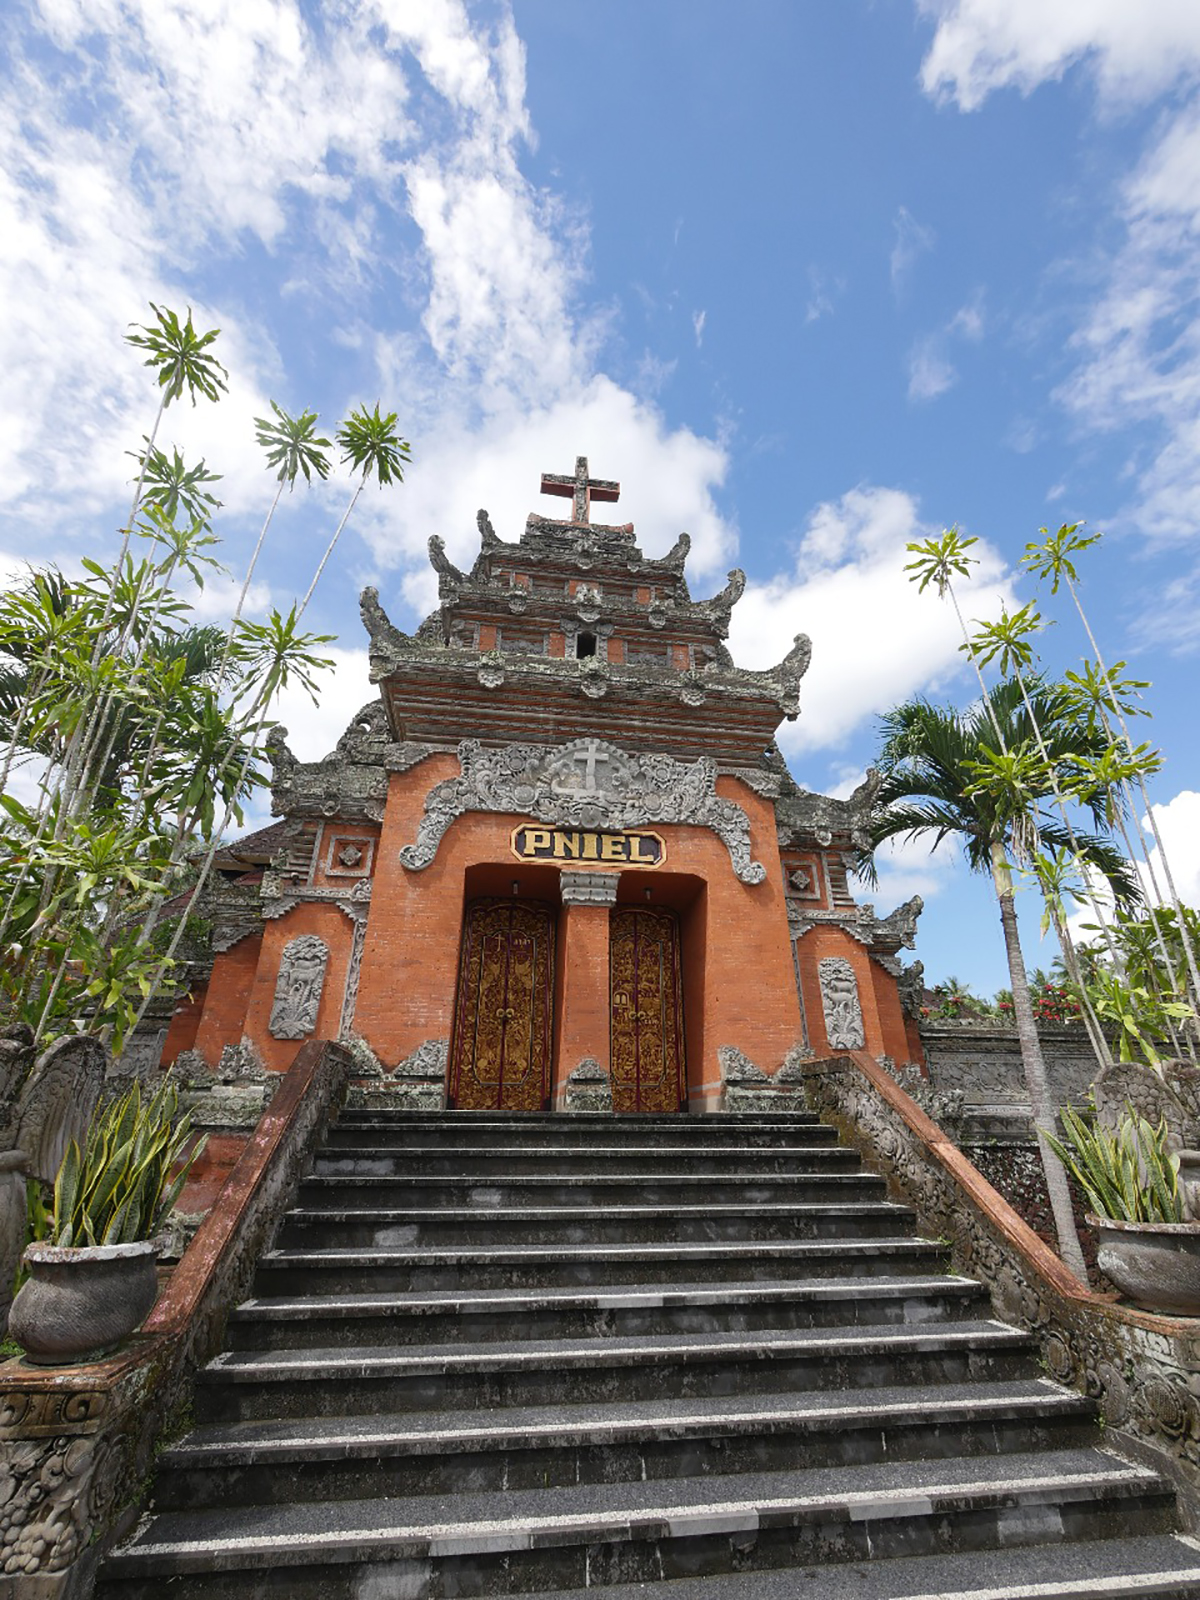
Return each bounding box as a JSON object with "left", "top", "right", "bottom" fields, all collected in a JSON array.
[{"left": 510, "top": 826, "right": 666, "bottom": 868}]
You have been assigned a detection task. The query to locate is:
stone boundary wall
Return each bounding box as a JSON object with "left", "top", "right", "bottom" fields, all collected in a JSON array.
[
  {"left": 0, "top": 1038, "right": 351, "bottom": 1599},
  {"left": 803, "top": 1050, "right": 1200, "bottom": 1530},
  {"left": 919, "top": 1020, "right": 1105, "bottom": 1137}
]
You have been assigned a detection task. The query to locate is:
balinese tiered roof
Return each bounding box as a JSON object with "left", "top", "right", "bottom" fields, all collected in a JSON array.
[{"left": 359, "top": 456, "right": 811, "bottom": 766}]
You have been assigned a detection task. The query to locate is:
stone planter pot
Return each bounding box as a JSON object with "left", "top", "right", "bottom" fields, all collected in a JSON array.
[
  {"left": 1089, "top": 1214, "right": 1200, "bottom": 1317},
  {"left": 8, "top": 1240, "right": 160, "bottom": 1365}
]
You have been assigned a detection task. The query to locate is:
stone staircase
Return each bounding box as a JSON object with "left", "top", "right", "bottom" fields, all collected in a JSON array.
[{"left": 100, "top": 1108, "right": 1200, "bottom": 1598}]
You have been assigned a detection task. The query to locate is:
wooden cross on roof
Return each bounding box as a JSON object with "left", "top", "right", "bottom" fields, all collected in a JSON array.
[{"left": 540, "top": 456, "right": 620, "bottom": 525}]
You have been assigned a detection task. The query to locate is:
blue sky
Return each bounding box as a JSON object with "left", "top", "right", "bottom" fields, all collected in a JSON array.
[{"left": 3, "top": 0, "right": 1200, "bottom": 997}]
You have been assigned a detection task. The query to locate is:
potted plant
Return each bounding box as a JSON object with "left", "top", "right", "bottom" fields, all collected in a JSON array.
[
  {"left": 8, "top": 1077, "right": 203, "bottom": 1364},
  {"left": 1046, "top": 1105, "right": 1200, "bottom": 1316}
]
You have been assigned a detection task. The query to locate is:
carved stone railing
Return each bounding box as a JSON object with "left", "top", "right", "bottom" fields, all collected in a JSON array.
[
  {"left": 804, "top": 1050, "right": 1200, "bottom": 1528},
  {"left": 0, "top": 1038, "right": 350, "bottom": 1598}
]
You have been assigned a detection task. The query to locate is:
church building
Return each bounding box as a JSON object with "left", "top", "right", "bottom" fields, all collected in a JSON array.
[{"left": 165, "top": 459, "right": 924, "bottom": 1109}]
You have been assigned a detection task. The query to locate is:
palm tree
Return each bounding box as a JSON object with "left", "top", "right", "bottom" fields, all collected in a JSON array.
[{"left": 863, "top": 678, "right": 1139, "bottom": 1283}]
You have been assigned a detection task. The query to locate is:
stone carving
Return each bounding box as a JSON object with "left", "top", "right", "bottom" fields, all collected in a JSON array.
[
  {"left": 659, "top": 531, "right": 691, "bottom": 572},
  {"left": 268, "top": 935, "right": 329, "bottom": 1040},
  {"left": 392, "top": 1038, "right": 449, "bottom": 1081},
  {"left": 8, "top": 1035, "right": 106, "bottom": 1185},
  {"left": 217, "top": 1035, "right": 267, "bottom": 1079},
  {"left": 477, "top": 660, "right": 506, "bottom": 689},
  {"left": 359, "top": 584, "right": 413, "bottom": 672},
  {"left": 339, "top": 911, "right": 369, "bottom": 1040},
  {"left": 0, "top": 1424, "right": 129, "bottom": 1578},
  {"left": 428, "top": 534, "right": 466, "bottom": 601},
  {"left": 718, "top": 1044, "right": 810, "bottom": 1113},
  {"left": 878, "top": 894, "right": 923, "bottom": 949},
  {"left": 897, "top": 959, "right": 926, "bottom": 1020},
  {"left": 477, "top": 507, "right": 502, "bottom": 551},
  {"left": 560, "top": 870, "right": 621, "bottom": 906},
  {"left": 695, "top": 568, "right": 745, "bottom": 636},
  {"left": 348, "top": 1039, "right": 448, "bottom": 1111},
  {"left": 400, "top": 737, "right": 766, "bottom": 885},
  {"left": 338, "top": 843, "right": 363, "bottom": 868},
  {"left": 1093, "top": 1059, "right": 1200, "bottom": 1149},
  {"left": 341, "top": 1032, "right": 386, "bottom": 1078},
  {"left": 819, "top": 956, "right": 866, "bottom": 1051},
  {"left": 0, "top": 1030, "right": 107, "bottom": 1332},
  {"left": 777, "top": 768, "right": 881, "bottom": 854},
  {"left": 575, "top": 583, "right": 602, "bottom": 624},
  {"left": 565, "top": 1058, "right": 613, "bottom": 1113}
]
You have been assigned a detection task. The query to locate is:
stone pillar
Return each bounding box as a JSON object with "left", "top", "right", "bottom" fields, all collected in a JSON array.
[{"left": 553, "top": 870, "right": 619, "bottom": 1108}]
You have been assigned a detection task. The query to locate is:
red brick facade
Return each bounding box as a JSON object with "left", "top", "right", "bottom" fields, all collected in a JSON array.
[{"left": 176, "top": 459, "right": 924, "bottom": 1109}]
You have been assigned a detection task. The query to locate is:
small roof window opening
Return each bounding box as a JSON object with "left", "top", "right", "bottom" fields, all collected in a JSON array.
[{"left": 576, "top": 631, "right": 598, "bottom": 659}]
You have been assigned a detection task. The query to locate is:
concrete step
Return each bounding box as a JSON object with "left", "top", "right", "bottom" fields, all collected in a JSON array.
[
  {"left": 537, "top": 1535, "right": 1200, "bottom": 1599},
  {"left": 276, "top": 1198, "right": 916, "bottom": 1249},
  {"left": 313, "top": 1141, "right": 855, "bottom": 1177},
  {"left": 193, "top": 1321, "right": 1036, "bottom": 1424},
  {"left": 326, "top": 1111, "right": 827, "bottom": 1148},
  {"left": 295, "top": 1170, "right": 889, "bottom": 1210},
  {"left": 252, "top": 1236, "right": 948, "bottom": 1295},
  {"left": 98, "top": 1449, "right": 1176, "bottom": 1597},
  {"left": 152, "top": 1378, "right": 1097, "bottom": 1508},
  {"left": 223, "top": 1274, "right": 990, "bottom": 1350}
]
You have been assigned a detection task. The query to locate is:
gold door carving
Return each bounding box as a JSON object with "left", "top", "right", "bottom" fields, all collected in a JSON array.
[
  {"left": 449, "top": 899, "right": 557, "bottom": 1112},
  {"left": 609, "top": 907, "right": 686, "bottom": 1114}
]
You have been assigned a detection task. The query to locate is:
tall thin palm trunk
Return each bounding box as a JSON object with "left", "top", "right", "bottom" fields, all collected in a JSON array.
[{"left": 991, "top": 842, "right": 1089, "bottom": 1282}]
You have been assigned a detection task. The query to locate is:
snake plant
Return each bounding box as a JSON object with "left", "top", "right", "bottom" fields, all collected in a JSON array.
[
  {"left": 1044, "top": 1104, "right": 1183, "bottom": 1225},
  {"left": 51, "top": 1078, "right": 204, "bottom": 1248}
]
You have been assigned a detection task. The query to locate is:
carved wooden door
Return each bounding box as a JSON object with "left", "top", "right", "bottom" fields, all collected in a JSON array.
[
  {"left": 449, "top": 899, "right": 557, "bottom": 1112},
  {"left": 609, "top": 907, "right": 686, "bottom": 1113}
]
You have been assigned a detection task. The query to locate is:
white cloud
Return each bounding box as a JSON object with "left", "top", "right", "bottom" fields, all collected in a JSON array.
[
  {"left": 950, "top": 295, "right": 986, "bottom": 341},
  {"left": 918, "top": 0, "right": 1200, "bottom": 111},
  {"left": 1145, "top": 789, "right": 1200, "bottom": 908},
  {"left": 908, "top": 338, "right": 958, "bottom": 401},
  {"left": 0, "top": 0, "right": 738, "bottom": 628},
  {"left": 916, "top": 3, "right": 1200, "bottom": 626},
  {"left": 890, "top": 206, "right": 935, "bottom": 292},
  {"left": 369, "top": 375, "right": 735, "bottom": 623},
  {"left": 868, "top": 830, "right": 963, "bottom": 905},
  {"left": 804, "top": 266, "right": 842, "bottom": 325},
  {"left": 692, "top": 310, "right": 707, "bottom": 347},
  {"left": 728, "top": 485, "right": 1015, "bottom": 753}
]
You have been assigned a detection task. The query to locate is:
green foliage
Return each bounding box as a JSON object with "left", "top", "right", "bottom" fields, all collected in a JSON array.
[
  {"left": 51, "top": 1079, "right": 205, "bottom": 1248},
  {"left": 865, "top": 678, "right": 1140, "bottom": 903},
  {"left": 336, "top": 403, "right": 411, "bottom": 486},
  {"left": 903, "top": 525, "right": 979, "bottom": 597},
  {"left": 134, "top": 444, "right": 224, "bottom": 528},
  {"left": 1021, "top": 521, "right": 1103, "bottom": 595},
  {"left": 126, "top": 304, "right": 228, "bottom": 407},
  {"left": 1045, "top": 1105, "right": 1183, "bottom": 1224},
  {"left": 1073, "top": 904, "right": 1200, "bottom": 1065},
  {"left": 1, "top": 303, "right": 407, "bottom": 1049},
  {"left": 255, "top": 401, "right": 333, "bottom": 485}
]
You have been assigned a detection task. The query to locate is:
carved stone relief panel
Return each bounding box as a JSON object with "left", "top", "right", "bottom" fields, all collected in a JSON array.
[
  {"left": 269, "top": 935, "right": 330, "bottom": 1040},
  {"left": 818, "top": 956, "right": 866, "bottom": 1051},
  {"left": 784, "top": 854, "right": 823, "bottom": 902},
  {"left": 325, "top": 834, "right": 376, "bottom": 878},
  {"left": 400, "top": 737, "right": 766, "bottom": 885}
]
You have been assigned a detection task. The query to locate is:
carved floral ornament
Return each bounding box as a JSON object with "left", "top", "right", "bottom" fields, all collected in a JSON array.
[
  {"left": 818, "top": 956, "right": 866, "bottom": 1051},
  {"left": 399, "top": 737, "right": 767, "bottom": 885},
  {"left": 268, "top": 935, "right": 330, "bottom": 1041}
]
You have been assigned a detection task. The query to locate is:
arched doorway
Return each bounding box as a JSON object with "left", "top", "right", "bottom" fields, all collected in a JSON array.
[
  {"left": 609, "top": 906, "right": 686, "bottom": 1113},
  {"left": 449, "top": 898, "right": 557, "bottom": 1112}
]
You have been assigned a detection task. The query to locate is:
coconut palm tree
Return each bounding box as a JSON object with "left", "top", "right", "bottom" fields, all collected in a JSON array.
[{"left": 863, "top": 678, "right": 1139, "bottom": 1282}]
